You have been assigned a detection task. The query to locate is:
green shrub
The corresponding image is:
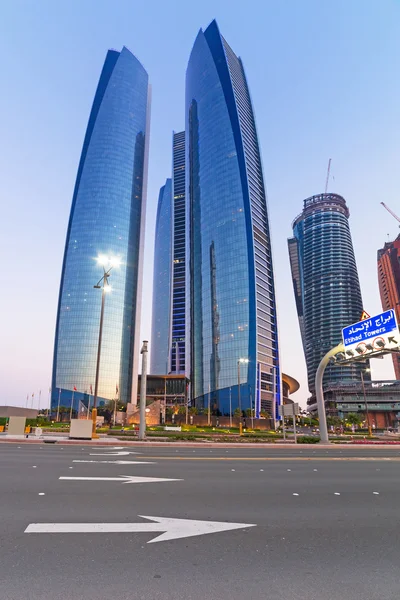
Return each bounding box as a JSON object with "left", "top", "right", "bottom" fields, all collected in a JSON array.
[{"left": 297, "top": 435, "right": 319, "bottom": 444}]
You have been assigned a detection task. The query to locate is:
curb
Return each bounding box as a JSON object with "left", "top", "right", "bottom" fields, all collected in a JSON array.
[{"left": 1, "top": 438, "right": 400, "bottom": 449}]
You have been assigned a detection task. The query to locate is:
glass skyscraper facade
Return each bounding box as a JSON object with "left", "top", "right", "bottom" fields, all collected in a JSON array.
[
  {"left": 186, "top": 20, "right": 281, "bottom": 416},
  {"left": 150, "top": 180, "right": 172, "bottom": 374},
  {"left": 51, "top": 47, "right": 150, "bottom": 412},
  {"left": 288, "top": 193, "right": 367, "bottom": 398},
  {"left": 170, "top": 131, "right": 186, "bottom": 374}
]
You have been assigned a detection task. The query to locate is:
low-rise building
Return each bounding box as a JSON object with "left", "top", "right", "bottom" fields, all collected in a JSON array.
[{"left": 308, "top": 380, "right": 400, "bottom": 428}]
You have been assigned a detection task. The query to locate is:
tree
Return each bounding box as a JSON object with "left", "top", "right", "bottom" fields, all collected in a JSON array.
[
  {"left": 57, "top": 406, "right": 69, "bottom": 422},
  {"left": 260, "top": 410, "right": 270, "bottom": 419},
  {"left": 327, "top": 416, "right": 342, "bottom": 428},
  {"left": 189, "top": 406, "right": 198, "bottom": 416},
  {"left": 346, "top": 413, "right": 362, "bottom": 426},
  {"left": 245, "top": 408, "right": 254, "bottom": 418},
  {"left": 233, "top": 407, "right": 242, "bottom": 418},
  {"left": 177, "top": 406, "right": 186, "bottom": 416}
]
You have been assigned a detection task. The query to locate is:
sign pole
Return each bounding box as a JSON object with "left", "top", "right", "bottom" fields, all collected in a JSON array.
[
  {"left": 139, "top": 341, "right": 148, "bottom": 441},
  {"left": 293, "top": 411, "right": 297, "bottom": 444},
  {"left": 315, "top": 343, "right": 344, "bottom": 444}
]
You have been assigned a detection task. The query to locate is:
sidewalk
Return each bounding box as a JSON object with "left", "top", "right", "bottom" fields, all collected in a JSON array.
[{"left": 1, "top": 435, "right": 400, "bottom": 448}]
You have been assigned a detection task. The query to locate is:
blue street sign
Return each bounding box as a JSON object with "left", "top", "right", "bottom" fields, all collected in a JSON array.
[{"left": 342, "top": 309, "right": 398, "bottom": 348}]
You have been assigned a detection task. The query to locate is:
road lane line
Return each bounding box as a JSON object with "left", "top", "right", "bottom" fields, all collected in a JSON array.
[{"left": 131, "top": 456, "right": 400, "bottom": 462}]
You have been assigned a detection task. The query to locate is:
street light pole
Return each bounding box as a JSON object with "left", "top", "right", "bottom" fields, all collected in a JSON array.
[
  {"left": 92, "top": 255, "right": 120, "bottom": 439},
  {"left": 361, "top": 369, "right": 372, "bottom": 436},
  {"left": 250, "top": 386, "right": 254, "bottom": 430},
  {"left": 92, "top": 280, "right": 107, "bottom": 439},
  {"left": 229, "top": 387, "right": 232, "bottom": 428},
  {"left": 139, "top": 341, "right": 148, "bottom": 440},
  {"left": 207, "top": 382, "right": 211, "bottom": 426},
  {"left": 237, "top": 360, "right": 241, "bottom": 416}
]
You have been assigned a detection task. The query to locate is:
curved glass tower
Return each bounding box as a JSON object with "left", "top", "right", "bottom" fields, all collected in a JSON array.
[
  {"left": 150, "top": 180, "right": 172, "bottom": 374},
  {"left": 186, "top": 20, "right": 280, "bottom": 416},
  {"left": 288, "top": 193, "right": 368, "bottom": 399},
  {"left": 51, "top": 47, "right": 150, "bottom": 413}
]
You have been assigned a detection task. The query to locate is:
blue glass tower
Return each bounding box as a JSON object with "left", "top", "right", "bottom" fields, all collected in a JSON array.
[
  {"left": 170, "top": 131, "right": 186, "bottom": 374},
  {"left": 186, "top": 21, "right": 281, "bottom": 416},
  {"left": 51, "top": 47, "right": 150, "bottom": 413},
  {"left": 150, "top": 180, "right": 172, "bottom": 374}
]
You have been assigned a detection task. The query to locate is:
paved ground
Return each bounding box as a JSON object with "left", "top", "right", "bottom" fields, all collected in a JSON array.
[{"left": 1, "top": 443, "right": 399, "bottom": 600}]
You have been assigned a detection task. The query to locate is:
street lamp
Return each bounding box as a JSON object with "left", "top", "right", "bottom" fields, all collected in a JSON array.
[
  {"left": 92, "top": 255, "right": 120, "bottom": 439},
  {"left": 237, "top": 358, "right": 249, "bottom": 416},
  {"left": 360, "top": 367, "right": 372, "bottom": 437}
]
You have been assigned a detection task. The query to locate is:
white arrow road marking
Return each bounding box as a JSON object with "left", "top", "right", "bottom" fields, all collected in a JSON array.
[
  {"left": 25, "top": 516, "right": 256, "bottom": 543},
  {"left": 90, "top": 451, "right": 140, "bottom": 456},
  {"left": 59, "top": 476, "right": 181, "bottom": 484},
  {"left": 91, "top": 446, "right": 125, "bottom": 449},
  {"left": 73, "top": 460, "right": 154, "bottom": 465}
]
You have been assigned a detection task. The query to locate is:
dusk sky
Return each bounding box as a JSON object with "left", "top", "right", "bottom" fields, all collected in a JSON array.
[{"left": 1, "top": 0, "right": 399, "bottom": 409}]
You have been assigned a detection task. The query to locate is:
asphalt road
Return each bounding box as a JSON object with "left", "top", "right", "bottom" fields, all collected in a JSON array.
[{"left": 1, "top": 443, "right": 400, "bottom": 600}]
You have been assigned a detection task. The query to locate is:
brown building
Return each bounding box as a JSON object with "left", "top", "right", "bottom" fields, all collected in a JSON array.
[
  {"left": 377, "top": 235, "right": 400, "bottom": 378},
  {"left": 320, "top": 381, "right": 400, "bottom": 430}
]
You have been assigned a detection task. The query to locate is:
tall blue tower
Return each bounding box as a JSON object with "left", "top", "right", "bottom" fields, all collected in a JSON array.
[
  {"left": 170, "top": 131, "right": 187, "bottom": 374},
  {"left": 51, "top": 47, "right": 150, "bottom": 412},
  {"left": 150, "top": 180, "right": 173, "bottom": 374},
  {"left": 186, "top": 21, "right": 281, "bottom": 416}
]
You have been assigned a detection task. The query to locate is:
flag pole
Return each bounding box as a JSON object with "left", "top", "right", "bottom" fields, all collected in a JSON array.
[
  {"left": 87, "top": 386, "right": 92, "bottom": 419},
  {"left": 70, "top": 389, "right": 75, "bottom": 422},
  {"left": 56, "top": 388, "right": 61, "bottom": 422},
  {"left": 113, "top": 384, "right": 119, "bottom": 426}
]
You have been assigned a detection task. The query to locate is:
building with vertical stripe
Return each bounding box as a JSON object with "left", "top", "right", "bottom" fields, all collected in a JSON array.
[
  {"left": 185, "top": 20, "right": 281, "bottom": 417},
  {"left": 170, "top": 131, "right": 186, "bottom": 374}
]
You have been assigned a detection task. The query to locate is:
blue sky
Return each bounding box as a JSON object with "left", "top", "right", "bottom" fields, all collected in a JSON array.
[{"left": 1, "top": 0, "right": 399, "bottom": 409}]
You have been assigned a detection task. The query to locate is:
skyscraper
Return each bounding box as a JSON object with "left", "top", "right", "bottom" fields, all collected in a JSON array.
[
  {"left": 150, "top": 180, "right": 172, "bottom": 374},
  {"left": 170, "top": 131, "right": 186, "bottom": 374},
  {"left": 377, "top": 235, "right": 400, "bottom": 379},
  {"left": 288, "top": 193, "right": 366, "bottom": 396},
  {"left": 51, "top": 47, "right": 150, "bottom": 412},
  {"left": 186, "top": 20, "right": 280, "bottom": 416}
]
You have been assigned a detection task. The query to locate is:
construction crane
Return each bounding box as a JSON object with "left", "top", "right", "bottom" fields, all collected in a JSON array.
[
  {"left": 324, "top": 158, "right": 331, "bottom": 194},
  {"left": 381, "top": 202, "right": 400, "bottom": 226}
]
